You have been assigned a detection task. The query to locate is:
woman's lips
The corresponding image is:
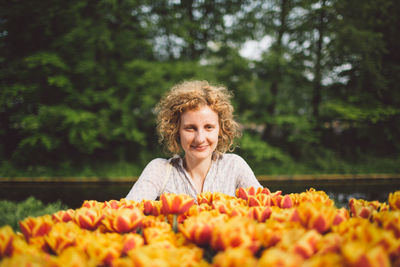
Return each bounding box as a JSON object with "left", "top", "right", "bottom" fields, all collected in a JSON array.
[{"left": 191, "top": 145, "right": 208, "bottom": 151}]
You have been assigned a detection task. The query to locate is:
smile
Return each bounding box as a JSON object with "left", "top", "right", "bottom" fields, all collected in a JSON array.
[{"left": 191, "top": 145, "right": 209, "bottom": 151}]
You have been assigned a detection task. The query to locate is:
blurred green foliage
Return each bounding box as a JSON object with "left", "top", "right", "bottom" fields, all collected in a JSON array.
[
  {"left": 0, "top": 197, "right": 67, "bottom": 231},
  {"left": 1, "top": 0, "right": 399, "bottom": 176}
]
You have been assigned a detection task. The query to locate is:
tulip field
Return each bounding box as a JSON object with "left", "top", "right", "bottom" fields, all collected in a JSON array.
[{"left": 1, "top": 187, "right": 400, "bottom": 267}]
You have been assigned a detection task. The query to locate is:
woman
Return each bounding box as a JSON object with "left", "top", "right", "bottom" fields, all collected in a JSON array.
[{"left": 126, "top": 80, "right": 261, "bottom": 201}]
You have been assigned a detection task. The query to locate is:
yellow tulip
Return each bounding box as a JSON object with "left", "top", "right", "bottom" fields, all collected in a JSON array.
[{"left": 0, "top": 226, "right": 14, "bottom": 258}]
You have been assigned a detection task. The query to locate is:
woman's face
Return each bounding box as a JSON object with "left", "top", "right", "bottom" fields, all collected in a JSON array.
[{"left": 179, "top": 105, "right": 219, "bottom": 162}]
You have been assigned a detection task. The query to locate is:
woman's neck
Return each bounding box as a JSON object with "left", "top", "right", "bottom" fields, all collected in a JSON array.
[{"left": 183, "top": 156, "right": 212, "bottom": 193}]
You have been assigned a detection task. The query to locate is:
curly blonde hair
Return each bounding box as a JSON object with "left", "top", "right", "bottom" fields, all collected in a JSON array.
[{"left": 155, "top": 80, "right": 240, "bottom": 157}]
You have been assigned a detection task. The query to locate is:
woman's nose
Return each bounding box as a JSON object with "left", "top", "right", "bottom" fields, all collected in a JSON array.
[{"left": 194, "top": 129, "right": 206, "bottom": 143}]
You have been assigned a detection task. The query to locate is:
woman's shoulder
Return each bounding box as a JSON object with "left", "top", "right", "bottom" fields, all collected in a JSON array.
[
  {"left": 220, "top": 153, "right": 244, "bottom": 161},
  {"left": 146, "top": 155, "right": 181, "bottom": 168},
  {"left": 218, "top": 153, "right": 247, "bottom": 164}
]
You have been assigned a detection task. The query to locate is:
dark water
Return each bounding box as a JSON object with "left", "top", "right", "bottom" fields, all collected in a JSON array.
[{"left": 1, "top": 179, "right": 399, "bottom": 209}]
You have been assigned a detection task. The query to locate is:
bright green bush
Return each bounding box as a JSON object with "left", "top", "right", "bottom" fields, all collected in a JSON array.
[{"left": 0, "top": 197, "right": 67, "bottom": 231}]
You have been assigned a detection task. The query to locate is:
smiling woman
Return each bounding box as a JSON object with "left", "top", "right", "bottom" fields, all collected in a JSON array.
[{"left": 125, "top": 80, "right": 262, "bottom": 201}]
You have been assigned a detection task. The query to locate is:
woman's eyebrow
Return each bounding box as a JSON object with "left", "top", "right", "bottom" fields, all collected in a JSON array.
[{"left": 181, "top": 123, "right": 196, "bottom": 127}]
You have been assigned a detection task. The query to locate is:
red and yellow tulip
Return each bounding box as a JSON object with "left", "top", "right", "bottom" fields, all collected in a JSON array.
[
  {"left": 349, "top": 198, "right": 388, "bottom": 219},
  {"left": 247, "top": 206, "right": 272, "bottom": 222},
  {"left": 179, "top": 212, "right": 226, "bottom": 246},
  {"left": 259, "top": 247, "right": 304, "bottom": 266},
  {"left": 19, "top": 215, "right": 53, "bottom": 241},
  {"left": 102, "top": 207, "right": 143, "bottom": 233},
  {"left": 44, "top": 222, "right": 80, "bottom": 255},
  {"left": 342, "top": 242, "right": 391, "bottom": 267},
  {"left": 142, "top": 200, "right": 163, "bottom": 217},
  {"left": 210, "top": 217, "right": 260, "bottom": 254},
  {"left": 52, "top": 209, "right": 75, "bottom": 223},
  {"left": 388, "top": 191, "right": 400, "bottom": 211},
  {"left": 121, "top": 233, "right": 144, "bottom": 255},
  {"left": 74, "top": 207, "right": 104, "bottom": 230},
  {"left": 212, "top": 247, "right": 258, "bottom": 267},
  {"left": 160, "top": 193, "right": 195, "bottom": 215}
]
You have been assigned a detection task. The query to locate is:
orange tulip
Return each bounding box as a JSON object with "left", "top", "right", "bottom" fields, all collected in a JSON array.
[
  {"left": 349, "top": 198, "right": 388, "bottom": 219},
  {"left": 236, "top": 186, "right": 258, "bottom": 201},
  {"left": 230, "top": 206, "right": 250, "bottom": 218},
  {"left": 342, "top": 242, "right": 390, "bottom": 267},
  {"left": 19, "top": 215, "right": 53, "bottom": 241},
  {"left": 0, "top": 252, "right": 55, "bottom": 266},
  {"left": 142, "top": 200, "right": 162, "bottom": 216},
  {"left": 102, "top": 199, "right": 121, "bottom": 209},
  {"left": 0, "top": 226, "right": 14, "bottom": 258},
  {"left": 298, "top": 202, "right": 337, "bottom": 234},
  {"left": 388, "top": 191, "right": 400, "bottom": 211},
  {"left": 247, "top": 206, "right": 272, "bottom": 222},
  {"left": 210, "top": 217, "right": 260, "bottom": 254},
  {"left": 302, "top": 253, "right": 344, "bottom": 267},
  {"left": 74, "top": 207, "right": 104, "bottom": 230},
  {"left": 44, "top": 222, "right": 79, "bottom": 255},
  {"left": 81, "top": 200, "right": 100, "bottom": 208},
  {"left": 143, "top": 227, "right": 176, "bottom": 246},
  {"left": 127, "top": 243, "right": 204, "bottom": 267},
  {"left": 332, "top": 217, "right": 369, "bottom": 240},
  {"left": 255, "top": 222, "right": 283, "bottom": 248},
  {"left": 119, "top": 198, "right": 141, "bottom": 209},
  {"left": 213, "top": 198, "right": 247, "bottom": 215},
  {"left": 160, "top": 193, "right": 195, "bottom": 215},
  {"left": 247, "top": 194, "right": 271, "bottom": 207},
  {"left": 27, "top": 236, "right": 49, "bottom": 253},
  {"left": 279, "top": 194, "right": 294, "bottom": 209},
  {"left": 55, "top": 247, "right": 89, "bottom": 267},
  {"left": 259, "top": 247, "right": 304, "bottom": 266},
  {"left": 333, "top": 216, "right": 400, "bottom": 262},
  {"left": 52, "top": 209, "right": 75, "bottom": 223},
  {"left": 270, "top": 207, "right": 301, "bottom": 223},
  {"left": 236, "top": 186, "right": 275, "bottom": 201},
  {"left": 179, "top": 220, "right": 213, "bottom": 246},
  {"left": 316, "top": 233, "right": 342, "bottom": 255},
  {"left": 197, "top": 191, "right": 215, "bottom": 205},
  {"left": 212, "top": 247, "right": 258, "bottom": 267},
  {"left": 292, "top": 230, "right": 322, "bottom": 259},
  {"left": 85, "top": 232, "right": 123, "bottom": 266},
  {"left": 184, "top": 203, "right": 212, "bottom": 218},
  {"left": 293, "top": 188, "right": 334, "bottom": 206},
  {"left": 373, "top": 210, "right": 400, "bottom": 238},
  {"left": 141, "top": 215, "right": 172, "bottom": 230},
  {"left": 102, "top": 208, "right": 143, "bottom": 233},
  {"left": 179, "top": 213, "right": 225, "bottom": 246},
  {"left": 332, "top": 207, "right": 349, "bottom": 226},
  {"left": 212, "top": 200, "right": 230, "bottom": 214},
  {"left": 121, "top": 233, "right": 144, "bottom": 256}
]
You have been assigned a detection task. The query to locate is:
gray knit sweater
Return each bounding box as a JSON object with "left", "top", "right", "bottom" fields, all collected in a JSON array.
[{"left": 125, "top": 153, "right": 262, "bottom": 201}]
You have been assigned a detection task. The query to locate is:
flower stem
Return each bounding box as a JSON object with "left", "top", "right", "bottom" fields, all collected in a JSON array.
[{"left": 172, "top": 214, "right": 178, "bottom": 233}]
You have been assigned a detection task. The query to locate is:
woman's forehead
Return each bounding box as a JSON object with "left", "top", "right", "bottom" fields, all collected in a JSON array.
[{"left": 180, "top": 105, "right": 219, "bottom": 123}]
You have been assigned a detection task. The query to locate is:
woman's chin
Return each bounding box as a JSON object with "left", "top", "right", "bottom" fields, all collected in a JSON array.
[{"left": 186, "top": 150, "right": 213, "bottom": 161}]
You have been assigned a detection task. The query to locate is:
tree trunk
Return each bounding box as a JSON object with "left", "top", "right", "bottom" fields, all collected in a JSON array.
[{"left": 312, "top": 0, "right": 326, "bottom": 121}]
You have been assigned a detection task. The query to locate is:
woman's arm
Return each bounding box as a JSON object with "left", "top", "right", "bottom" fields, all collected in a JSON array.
[
  {"left": 234, "top": 154, "right": 262, "bottom": 189},
  {"left": 125, "top": 158, "right": 167, "bottom": 201}
]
